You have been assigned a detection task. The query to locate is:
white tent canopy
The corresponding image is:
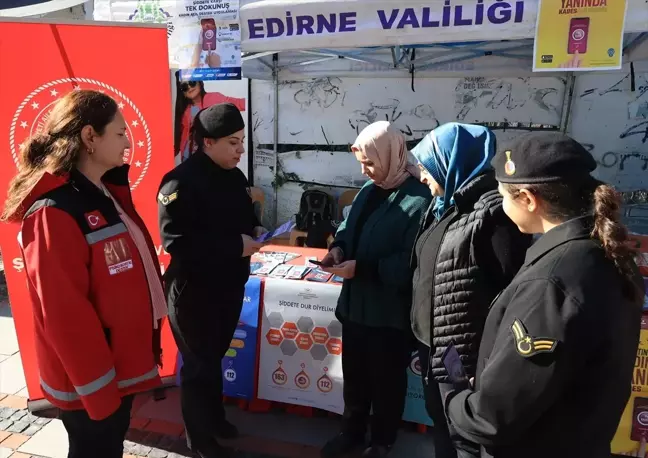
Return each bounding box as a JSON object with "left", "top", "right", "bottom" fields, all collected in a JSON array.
[
  {"left": 238, "top": 0, "right": 648, "bottom": 78},
  {"left": 240, "top": 0, "right": 647, "bottom": 52},
  {"left": 0, "top": 0, "right": 86, "bottom": 17}
]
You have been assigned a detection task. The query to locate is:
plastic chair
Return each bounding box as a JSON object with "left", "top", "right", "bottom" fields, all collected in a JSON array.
[{"left": 337, "top": 189, "right": 359, "bottom": 220}]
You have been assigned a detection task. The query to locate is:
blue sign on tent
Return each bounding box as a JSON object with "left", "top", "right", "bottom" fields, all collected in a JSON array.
[{"left": 176, "top": 277, "right": 261, "bottom": 400}]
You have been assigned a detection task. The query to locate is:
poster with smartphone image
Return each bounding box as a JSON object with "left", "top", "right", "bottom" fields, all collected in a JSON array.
[
  {"left": 174, "top": 0, "right": 242, "bottom": 81},
  {"left": 532, "top": 0, "right": 627, "bottom": 72},
  {"left": 611, "top": 315, "right": 648, "bottom": 455}
]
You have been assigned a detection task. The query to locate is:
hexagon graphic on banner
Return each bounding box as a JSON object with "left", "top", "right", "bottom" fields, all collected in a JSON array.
[
  {"left": 280, "top": 339, "right": 298, "bottom": 356},
  {"left": 281, "top": 322, "right": 299, "bottom": 339},
  {"left": 266, "top": 328, "right": 283, "bottom": 346},
  {"left": 296, "top": 333, "right": 314, "bottom": 351},
  {"left": 311, "top": 326, "right": 329, "bottom": 344}
]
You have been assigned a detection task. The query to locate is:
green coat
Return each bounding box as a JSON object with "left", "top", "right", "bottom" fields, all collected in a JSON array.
[{"left": 334, "top": 177, "right": 432, "bottom": 330}]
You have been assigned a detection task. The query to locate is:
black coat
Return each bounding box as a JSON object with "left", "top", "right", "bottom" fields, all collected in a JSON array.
[
  {"left": 157, "top": 152, "right": 259, "bottom": 309},
  {"left": 445, "top": 216, "right": 645, "bottom": 458},
  {"left": 411, "top": 172, "right": 532, "bottom": 382}
]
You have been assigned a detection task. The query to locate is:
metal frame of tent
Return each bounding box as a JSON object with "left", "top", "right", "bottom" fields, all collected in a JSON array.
[{"left": 237, "top": 33, "right": 648, "bottom": 224}]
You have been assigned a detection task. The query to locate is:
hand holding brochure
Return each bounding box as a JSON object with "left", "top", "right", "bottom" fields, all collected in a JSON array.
[{"left": 255, "top": 221, "right": 296, "bottom": 243}]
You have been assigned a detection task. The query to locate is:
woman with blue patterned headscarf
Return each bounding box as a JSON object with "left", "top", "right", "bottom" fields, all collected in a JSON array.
[{"left": 409, "top": 123, "right": 532, "bottom": 458}]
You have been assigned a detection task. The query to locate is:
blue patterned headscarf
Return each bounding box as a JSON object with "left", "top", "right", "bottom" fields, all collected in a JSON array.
[{"left": 411, "top": 123, "right": 496, "bottom": 219}]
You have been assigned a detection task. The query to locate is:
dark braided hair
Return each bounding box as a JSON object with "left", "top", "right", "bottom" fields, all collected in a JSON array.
[{"left": 504, "top": 177, "right": 641, "bottom": 302}]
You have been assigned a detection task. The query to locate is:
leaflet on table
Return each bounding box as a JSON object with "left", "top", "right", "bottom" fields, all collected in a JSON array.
[
  {"left": 306, "top": 269, "right": 333, "bottom": 283},
  {"left": 173, "top": 0, "right": 242, "bottom": 81},
  {"left": 255, "top": 251, "right": 301, "bottom": 263},
  {"left": 256, "top": 221, "right": 296, "bottom": 243}
]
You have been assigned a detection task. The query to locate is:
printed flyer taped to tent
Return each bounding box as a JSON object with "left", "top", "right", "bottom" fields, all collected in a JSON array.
[
  {"left": 94, "top": 1, "right": 242, "bottom": 79},
  {"left": 611, "top": 315, "right": 648, "bottom": 455},
  {"left": 173, "top": 0, "right": 242, "bottom": 81}
]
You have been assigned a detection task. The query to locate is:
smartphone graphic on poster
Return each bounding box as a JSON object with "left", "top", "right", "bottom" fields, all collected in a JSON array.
[
  {"left": 568, "top": 17, "right": 589, "bottom": 54},
  {"left": 631, "top": 397, "right": 648, "bottom": 441},
  {"left": 201, "top": 18, "right": 217, "bottom": 51}
]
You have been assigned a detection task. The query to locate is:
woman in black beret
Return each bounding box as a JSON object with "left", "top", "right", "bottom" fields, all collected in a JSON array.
[
  {"left": 158, "top": 103, "right": 266, "bottom": 458},
  {"left": 444, "top": 131, "right": 645, "bottom": 458}
]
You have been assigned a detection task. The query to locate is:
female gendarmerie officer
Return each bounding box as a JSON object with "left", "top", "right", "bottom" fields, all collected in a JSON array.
[
  {"left": 158, "top": 103, "right": 265, "bottom": 458},
  {"left": 443, "top": 132, "right": 645, "bottom": 458}
]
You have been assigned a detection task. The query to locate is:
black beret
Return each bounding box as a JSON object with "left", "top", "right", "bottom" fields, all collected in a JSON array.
[
  {"left": 194, "top": 103, "right": 245, "bottom": 140},
  {"left": 492, "top": 132, "right": 597, "bottom": 184}
]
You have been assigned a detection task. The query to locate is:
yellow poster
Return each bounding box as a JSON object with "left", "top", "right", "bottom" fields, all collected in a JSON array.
[
  {"left": 533, "top": 0, "right": 628, "bottom": 72},
  {"left": 612, "top": 316, "right": 648, "bottom": 455}
]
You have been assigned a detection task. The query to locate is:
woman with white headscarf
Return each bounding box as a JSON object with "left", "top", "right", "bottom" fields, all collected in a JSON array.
[{"left": 319, "top": 121, "right": 432, "bottom": 458}]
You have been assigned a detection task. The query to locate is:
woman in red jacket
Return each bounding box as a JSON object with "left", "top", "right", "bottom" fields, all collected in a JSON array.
[{"left": 1, "top": 90, "right": 166, "bottom": 458}]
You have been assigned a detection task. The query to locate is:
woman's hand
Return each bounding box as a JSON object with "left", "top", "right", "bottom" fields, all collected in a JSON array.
[
  {"left": 241, "top": 234, "right": 263, "bottom": 257},
  {"left": 253, "top": 226, "right": 268, "bottom": 239},
  {"left": 206, "top": 51, "right": 221, "bottom": 68},
  {"left": 322, "top": 260, "right": 356, "bottom": 279},
  {"left": 320, "top": 247, "right": 344, "bottom": 267}
]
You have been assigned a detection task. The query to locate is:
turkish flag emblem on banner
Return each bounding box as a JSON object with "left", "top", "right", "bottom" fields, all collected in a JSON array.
[{"left": 0, "top": 20, "right": 177, "bottom": 403}]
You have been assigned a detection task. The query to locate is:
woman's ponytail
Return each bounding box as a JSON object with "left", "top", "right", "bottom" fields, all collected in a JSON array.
[
  {"left": 504, "top": 178, "right": 641, "bottom": 302},
  {"left": 590, "top": 183, "right": 641, "bottom": 301},
  {"left": 1, "top": 134, "right": 54, "bottom": 222}
]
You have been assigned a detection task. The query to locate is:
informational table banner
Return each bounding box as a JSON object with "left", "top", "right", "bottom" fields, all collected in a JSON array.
[
  {"left": 258, "top": 278, "right": 344, "bottom": 414},
  {"left": 532, "top": 0, "right": 627, "bottom": 72},
  {"left": 176, "top": 277, "right": 261, "bottom": 399},
  {"left": 403, "top": 351, "right": 433, "bottom": 426},
  {"left": 94, "top": 0, "right": 242, "bottom": 81},
  {"left": 223, "top": 276, "right": 261, "bottom": 399}
]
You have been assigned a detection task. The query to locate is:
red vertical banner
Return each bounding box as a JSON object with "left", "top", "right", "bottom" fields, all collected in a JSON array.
[{"left": 0, "top": 20, "right": 177, "bottom": 401}]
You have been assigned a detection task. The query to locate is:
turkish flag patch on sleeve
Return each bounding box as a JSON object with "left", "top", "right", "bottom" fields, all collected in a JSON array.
[{"left": 84, "top": 211, "right": 108, "bottom": 229}]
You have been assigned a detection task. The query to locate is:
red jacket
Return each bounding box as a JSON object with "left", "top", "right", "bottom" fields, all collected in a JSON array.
[{"left": 18, "top": 165, "right": 162, "bottom": 420}]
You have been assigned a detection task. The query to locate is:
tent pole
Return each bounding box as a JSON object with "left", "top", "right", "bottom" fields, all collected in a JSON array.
[
  {"left": 272, "top": 53, "right": 279, "bottom": 227},
  {"left": 559, "top": 73, "right": 576, "bottom": 134}
]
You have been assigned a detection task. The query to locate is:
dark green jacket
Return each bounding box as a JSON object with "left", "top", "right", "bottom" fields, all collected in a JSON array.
[{"left": 334, "top": 177, "right": 432, "bottom": 330}]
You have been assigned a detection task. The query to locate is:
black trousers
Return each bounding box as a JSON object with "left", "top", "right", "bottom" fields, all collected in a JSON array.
[
  {"left": 60, "top": 395, "right": 133, "bottom": 458},
  {"left": 167, "top": 283, "right": 244, "bottom": 451},
  {"left": 418, "top": 343, "right": 480, "bottom": 458},
  {"left": 341, "top": 322, "right": 411, "bottom": 447}
]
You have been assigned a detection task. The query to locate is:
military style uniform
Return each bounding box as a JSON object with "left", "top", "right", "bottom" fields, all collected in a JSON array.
[
  {"left": 444, "top": 132, "right": 645, "bottom": 458},
  {"left": 158, "top": 150, "right": 259, "bottom": 452}
]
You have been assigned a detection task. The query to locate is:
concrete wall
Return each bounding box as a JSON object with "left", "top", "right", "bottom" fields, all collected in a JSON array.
[
  {"left": 570, "top": 62, "right": 648, "bottom": 191},
  {"left": 251, "top": 65, "right": 648, "bottom": 227}
]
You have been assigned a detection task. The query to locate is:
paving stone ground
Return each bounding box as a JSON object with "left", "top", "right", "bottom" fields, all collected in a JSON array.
[
  {"left": 0, "top": 255, "right": 435, "bottom": 458},
  {"left": 0, "top": 262, "right": 322, "bottom": 458}
]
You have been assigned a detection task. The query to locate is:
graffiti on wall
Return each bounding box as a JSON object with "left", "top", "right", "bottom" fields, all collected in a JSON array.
[
  {"left": 252, "top": 76, "right": 571, "bottom": 225},
  {"left": 286, "top": 77, "right": 344, "bottom": 111},
  {"left": 620, "top": 120, "right": 648, "bottom": 144},
  {"left": 348, "top": 99, "right": 440, "bottom": 139},
  {"left": 454, "top": 77, "right": 562, "bottom": 121},
  {"left": 572, "top": 68, "right": 648, "bottom": 191}
]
